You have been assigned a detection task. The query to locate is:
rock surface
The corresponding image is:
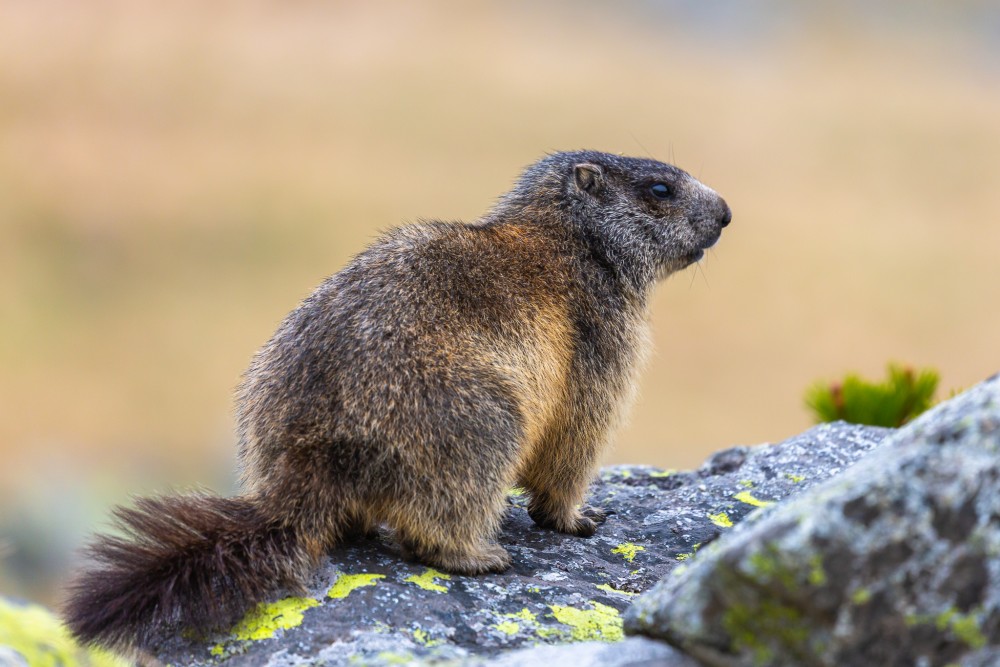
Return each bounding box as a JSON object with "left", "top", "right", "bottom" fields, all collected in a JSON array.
[
  {"left": 625, "top": 373, "right": 1000, "bottom": 667},
  {"left": 152, "top": 423, "right": 889, "bottom": 666},
  {"left": 481, "top": 636, "right": 694, "bottom": 666}
]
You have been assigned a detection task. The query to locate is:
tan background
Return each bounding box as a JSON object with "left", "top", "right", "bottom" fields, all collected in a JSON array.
[{"left": 2, "top": 1, "right": 999, "bottom": 604}]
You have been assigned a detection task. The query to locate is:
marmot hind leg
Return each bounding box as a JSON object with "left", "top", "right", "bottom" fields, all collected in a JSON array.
[
  {"left": 403, "top": 535, "right": 512, "bottom": 575},
  {"left": 387, "top": 485, "right": 513, "bottom": 575}
]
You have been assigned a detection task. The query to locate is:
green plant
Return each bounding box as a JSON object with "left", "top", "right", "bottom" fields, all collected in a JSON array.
[{"left": 805, "top": 364, "right": 939, "bottom": 428}]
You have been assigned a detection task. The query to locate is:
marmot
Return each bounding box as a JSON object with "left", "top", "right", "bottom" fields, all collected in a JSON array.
[{"left": 64, "top": 150, "right": 731, "bottom": 651}]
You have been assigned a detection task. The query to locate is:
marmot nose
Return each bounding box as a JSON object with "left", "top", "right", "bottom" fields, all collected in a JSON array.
[{"left": 719, "top": 202, "right": 732, "bottom": 227}]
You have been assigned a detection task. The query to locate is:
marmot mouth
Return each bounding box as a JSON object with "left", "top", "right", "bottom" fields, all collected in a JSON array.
[
  {"left": 673, "top": 248, "right": 705, "bottom": 270},
  {"left": 684, "top": 230, "right": 722, "bottom": 263}
]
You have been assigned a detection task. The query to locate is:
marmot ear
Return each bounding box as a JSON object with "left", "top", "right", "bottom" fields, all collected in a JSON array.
[{"left": 574, "top": 163, "right": 603, "bottom": 194}]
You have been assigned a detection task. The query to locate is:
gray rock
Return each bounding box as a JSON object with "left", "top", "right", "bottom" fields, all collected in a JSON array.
[
  {"left": 960, "top": 647, "right": 1000, "bottom": 667},
  {"left": 153, "top": 423, "right": 888, "bottom": 666},
  {"left": 0, "top": 647, "right": 29, "bottom": 667},
  {"left": 481, "top": 637, "right": 696, "bottom": 667},
  {"left": 625, "top": 374, "right": 1000, "bottom": 667}
]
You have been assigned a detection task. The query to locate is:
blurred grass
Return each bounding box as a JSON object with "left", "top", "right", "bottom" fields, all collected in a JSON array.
[
  {"left": 2, "top": 0, "right": 1000, "bottom": 604},
  {"left": 805, "top": 364, "right": 939, "bottom": 427}
]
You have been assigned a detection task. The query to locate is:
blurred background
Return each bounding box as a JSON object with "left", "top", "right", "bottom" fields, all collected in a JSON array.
[{"left": 2, "top": 0, "right": 999, "bottom": 607}]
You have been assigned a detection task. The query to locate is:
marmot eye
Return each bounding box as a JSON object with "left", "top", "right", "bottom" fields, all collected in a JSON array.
[{"left": 649, "top": 183, "right": 672, "bottom": 199}]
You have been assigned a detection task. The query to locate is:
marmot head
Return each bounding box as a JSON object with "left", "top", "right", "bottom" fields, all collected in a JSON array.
[{"left": 506, "top": 150, "right": 731, "bottom": 289}]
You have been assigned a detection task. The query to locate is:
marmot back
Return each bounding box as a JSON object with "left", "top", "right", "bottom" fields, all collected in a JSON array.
[{"left": 64, "top": 150, "right": 732, "bottom": 652}]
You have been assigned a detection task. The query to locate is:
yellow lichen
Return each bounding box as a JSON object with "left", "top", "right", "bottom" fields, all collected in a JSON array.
[
  {"left": 328, "top": 572, "right": 385, "bottom": 599},
  {"left": 708, "top": 512, "right": 733, "bottom": 528},
  {"left": 935, "top": 609, "right": 986, "bottom": 649},
  {"left": 738, "top": 480, "right": 755, "bottom": 488},
  {"left": 506, "top": 608, "right": 537, "bottom": 623},
  {"left": 230, "top": 596, "right": 320, "bottom": 641},
  {"left": 807, "top": 555, "right": 827, "bottom": 586},
  {"left": 650, "top": 469, "right": 676, "bottom": 478},
  {"left": 611, "top": 542, "right": 645, "bottom": 562},
  {"left": 411, "top": 627, "right": 442, "bottom": 647},
  {"left": 748, "top": 549, "right": 797, "bottom": 590},
  {"left": 785, "top": 473, "right": 805, "bottom": 483},
  {"left": 949, "top": 614, "right": 986, "bottom": 650},
  {"left": 507, "top": 487, "right": 526, "bottom": 497},
  {"left": 723, "top": 598, "right": 810, "bottom": 662},
  {"left": 0, "top": 597, "right": 129, "bottom": 667},
  {"left": 851, "top": 587, "right": 872, "bottom": 605},
  {"left": 595, "top": 583, "right": 637, "bottom": 597},
  {"left": 535, "top": 625, "right": 565, "bottom": 640},
  {"left": 493, "top": 608, "right": 542, "bottom": 638},
  {"left": 493, "top": 620, "right": 520, "bottom": 635},
  {"left": 734, "top": 491, "right": 774, "bottom": 508},
  {"left": 547, "top": 601, "right": 624, "bottom": 642},
  {"left": 404, "top": 568, "right": 451, "bottom": 593},
  {"left": 676, "top": 542, "right": 702, "bottom": 561},
  {"left": 906, "top": 608, "right": 986, "bottom": 650}
]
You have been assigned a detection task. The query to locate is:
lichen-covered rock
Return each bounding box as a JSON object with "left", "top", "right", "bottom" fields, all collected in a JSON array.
[
  {"left": 625, "top": 374, "right": 1000, "bottom": 667},
  {"left": 152, "top": 422, "right": 887, "bottom": 666},
  {"left": 0, "top": 596, "right": 128, "bottom": 667}
]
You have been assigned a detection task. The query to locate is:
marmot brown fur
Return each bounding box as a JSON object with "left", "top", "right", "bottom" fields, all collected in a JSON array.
[{"left": 64, "top": 150, "right": 731, "bottom": 651}]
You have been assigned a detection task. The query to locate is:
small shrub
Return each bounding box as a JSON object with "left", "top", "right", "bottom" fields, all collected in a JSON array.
[{"left": 804, "top": 364, "right": 939, "bottom": 428}]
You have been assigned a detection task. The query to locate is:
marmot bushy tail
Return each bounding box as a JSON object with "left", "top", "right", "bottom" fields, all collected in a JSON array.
[
  {"left": 64, "top": 494, "right": 315, "bottom": 650},
  {"left": 64, "top": 150, "right": 731, "bottom": 652}
]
